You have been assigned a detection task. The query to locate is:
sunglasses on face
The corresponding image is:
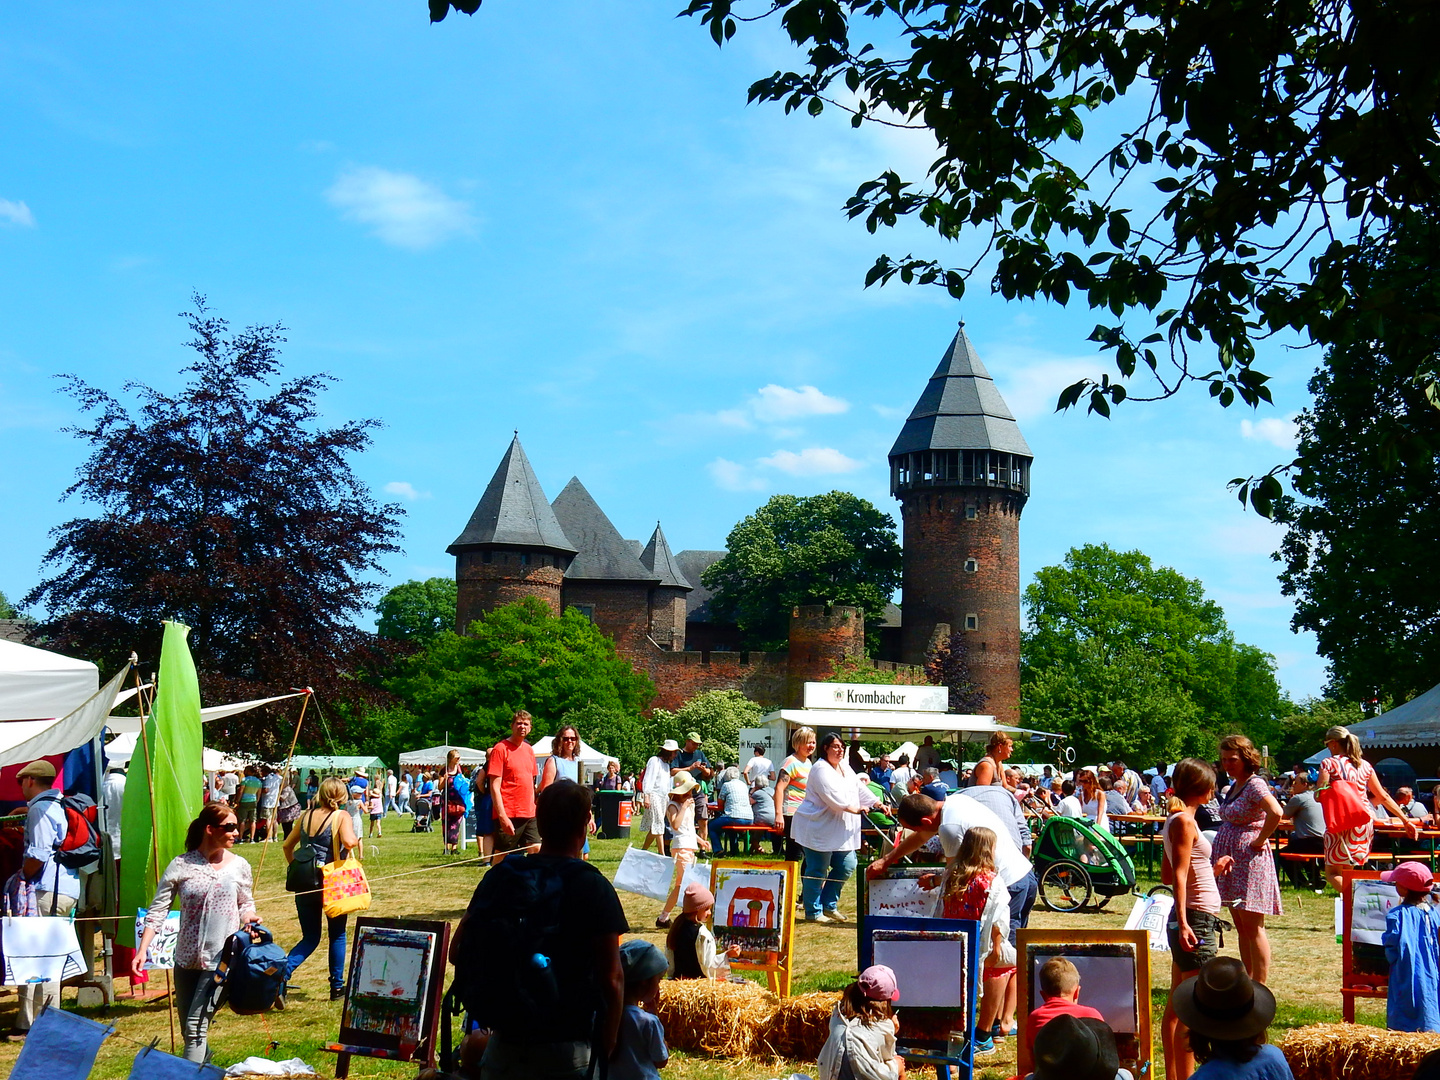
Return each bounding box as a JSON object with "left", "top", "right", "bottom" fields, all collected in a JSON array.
[
  {"left": 560, "top": 736, "right": 578, "bottom": 742},
  {"left": 217, "top": 822, "right": 240, "bottom": 833}
]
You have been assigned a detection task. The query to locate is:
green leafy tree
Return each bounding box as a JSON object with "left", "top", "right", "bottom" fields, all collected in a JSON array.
[
  {"left": 828, "top": 655, "right": 928, "bottom": 686},
  {"left": 1275, "top": 214, "right": 1440, "bottom": 706},
  {"left": 1266, "top": 697, "right": 1364, "bottom": 773},
  {"left": 376, "top": 577, "right": 458, "bottom": 644},
  {"left": 1022, "top": 544, "right": 1286, "bottom": 759},
  {"left": 0, "top": 590, "right": 16, "bottom": 620},
  {"left": 702, "top": 492, "right": 903, "bottom": 651},
  {"left": 432, "top": 0, "right": 1440, "bottom": 451},
  {"left": 648, "top": 689, "right": 766, "bottom": 766},
  {"left": 384, "top": 597, "right": 654, "bottom": 750}
]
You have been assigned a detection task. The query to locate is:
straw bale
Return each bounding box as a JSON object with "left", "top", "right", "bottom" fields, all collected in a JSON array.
[
  {"left": 1281, "top": 1023, "right": 1440, "bottom": 1080},
  {"left": 657, "top": 979, "right": 780, "bottom": 1059},
  {"left": 762, "top": 992, "right": 841, "bottom": 1061}
]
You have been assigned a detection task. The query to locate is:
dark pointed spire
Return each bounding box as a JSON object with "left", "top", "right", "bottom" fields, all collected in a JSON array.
[
  {"left": 640, "top": 522, "right": 692, "bottom": 590},
  {"left": 447, "top": 435, "right": 577, "bottom": 556},
  {"left": 888, "top": 324, "right": 1032, "bottom": 458},
  {"left": 551, "top": 478, "right": 661, "bottom": 582}
]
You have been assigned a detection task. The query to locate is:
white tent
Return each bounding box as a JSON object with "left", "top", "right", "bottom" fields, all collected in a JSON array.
[
  {"left": 532, "top": 736, "right": 618, "bottom": 774},
  {"left": 105, "top": 691, "right": 306, "bottom": 734},
  {"left": 0, "top": 639, "right": 98, "bottom": 722},
  {"left": 398, "top": 744, "right": 488, "bottom": 768},
  {"left": 104, "top": 731, "right": 236, "bottom": 772}
]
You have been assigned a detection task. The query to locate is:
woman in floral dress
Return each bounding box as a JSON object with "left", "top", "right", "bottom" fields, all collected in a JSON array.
[{"left": 1212, "top": 734, "right": 1283, "bottom": 983}]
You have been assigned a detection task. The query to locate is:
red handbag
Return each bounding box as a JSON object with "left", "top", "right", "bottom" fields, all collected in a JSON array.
[{"left": 1318, "top": 760, "right": 1372, "bottom": 832}]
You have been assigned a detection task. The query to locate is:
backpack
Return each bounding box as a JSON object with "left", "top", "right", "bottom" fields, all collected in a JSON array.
[
  {"left": 451, "top": 856, "right": 598, "bottom": 1041},
  {"left": 207, "top": 925, "right": 289, "bottom": 1015},
  {"left": 285, "top": 810, "right": 336, "bottom": 894},
  {"left": 52, "top": 792, "right": 101, "bottom": 871}
]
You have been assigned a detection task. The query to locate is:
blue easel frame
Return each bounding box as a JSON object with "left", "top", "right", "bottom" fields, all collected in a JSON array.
[{"left": 862, "top": 915, "right": 980, "bottom": 1080}]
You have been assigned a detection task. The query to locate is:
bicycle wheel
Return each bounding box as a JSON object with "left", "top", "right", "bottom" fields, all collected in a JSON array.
[{"left": 1039, "top": 860, "right": 1093, "bottom": 913}]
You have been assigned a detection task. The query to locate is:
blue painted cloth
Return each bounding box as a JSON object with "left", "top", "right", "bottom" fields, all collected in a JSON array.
[
  {"left": 1383, "top": 898, "right": 1440, "bottom": 1031},
  {"left": 128, "top": 1044, "right": 225, "bottom": 1079},
  {"left": 1190, "top": 1043, "right": 1295, "bottom": 1080},
  {"left": 10, "top": 1005, "right": 113, "bottom": 1080}
]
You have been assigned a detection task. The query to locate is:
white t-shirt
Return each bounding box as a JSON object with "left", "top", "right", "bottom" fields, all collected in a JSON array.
[
  {"left": 1057, "top": 795, "right": 1084, "bottom": 818},
  {"left": 744, "top": 755, "right": 773, "bottom": 784},
  {"left": 937, "top": 793, "right": 1033, "bottom": 886},
  {"left": 386, "top": 773, "right": 398, "bottom": 797},
  {"left": 218, "top": 772, "right": 239, "bottom": 797},
  {"left": 890, "top": 766, "right": 914, "bottom": 794}
]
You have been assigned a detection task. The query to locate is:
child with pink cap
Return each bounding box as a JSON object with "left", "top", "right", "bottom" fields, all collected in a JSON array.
[
  {"left": 664, "top": 883, "right": 741, "bottom": 981},
  {"left": 1382, "top": 860, "right": 1440, "bottom": 1032},
  {"left": 817, "top": 965, "right": 906, "bottom": 1080}
]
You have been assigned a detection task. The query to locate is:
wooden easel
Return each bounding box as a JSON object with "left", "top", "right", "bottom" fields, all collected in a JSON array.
[{"left": 709, "top": 859, "right": 797, "bottom": 997}]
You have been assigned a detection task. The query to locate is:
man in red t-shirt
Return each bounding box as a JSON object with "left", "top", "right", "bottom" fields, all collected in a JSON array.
[
  {"left": 1026, "top": 957, "right": 1105, "bottom": 1056},
  {"left": 488, "top": 709, "right": 540, "bottom": 862}
]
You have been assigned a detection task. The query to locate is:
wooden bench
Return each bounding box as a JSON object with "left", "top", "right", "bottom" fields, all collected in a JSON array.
[{"left": 719, "top": 823, "right": 783, "bottom": 857}]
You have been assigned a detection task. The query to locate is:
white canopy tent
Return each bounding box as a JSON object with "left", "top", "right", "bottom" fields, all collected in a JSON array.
[
  {"left": 0, "top": 639, "right": 99, "bottom": 722},
  {"left": 532, "top": 736, "right": 618, "bottom": 774},
  {"left": 764, "top": 707, "right": 1019, "bottom": 740},
  {"left": 398, "top": 744, "right": 488, "bottom": 768},
  {"left": 103, "top": 731, "right": 236, "bottom": 772}
]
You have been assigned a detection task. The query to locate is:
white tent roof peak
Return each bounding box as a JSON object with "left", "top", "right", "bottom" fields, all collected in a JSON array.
[{"left": 0, "top": 639, "right": 99, "bottom": 722}]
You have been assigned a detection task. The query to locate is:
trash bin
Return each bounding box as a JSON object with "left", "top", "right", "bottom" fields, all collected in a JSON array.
[{"left": 595, "top": 789, "right": 632, "bottom": 840}]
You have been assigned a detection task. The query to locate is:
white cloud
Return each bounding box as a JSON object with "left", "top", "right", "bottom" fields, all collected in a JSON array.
[
  {"left": 758, "top": 447, "right": 864, "bottom": 476},
  {"left": 0, "top": 199, "right": 36, "bottom": 228},
  {"left": 707, "top": 458, "right": 768, "bottom": 491},
  {"left": 1240, "top": 416, "right": 1298, "bottom": 451},
  {"left": 383, "top": 480, "right": 431, "bottom": 500},
  {"left": 751, "top": 384, "right": 850, "bottom": 422},
  {"left": 872, "top": 403, "right": 908, "bottom": 420},
  {"left": 984, "top": 348, "right": 1101, "bottom": 423},
  {"left": 326, "top": 166, "right": 475, "bottom": 250}
]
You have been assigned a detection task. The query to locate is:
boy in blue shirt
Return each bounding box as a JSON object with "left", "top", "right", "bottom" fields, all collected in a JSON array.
[{"left": 614, "top": 940, "right": 669, "bottom": 1080}]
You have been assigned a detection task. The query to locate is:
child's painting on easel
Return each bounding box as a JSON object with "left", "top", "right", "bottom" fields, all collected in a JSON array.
[
  {"left": 710, "top": 860, "right": 797, "bottom": 997},
  {"left": 1017, "top": 929, "right": 1151, "bottom": 1079}
]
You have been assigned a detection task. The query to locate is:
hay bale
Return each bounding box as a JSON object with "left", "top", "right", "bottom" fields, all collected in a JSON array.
[
  {"left": 763, "top": 992, "right": 841, "bottom": 1061},
  {"left": 657, "top": 979, "right": 779, "bottom": 1059},
  {"left": 1281, "top": 1023, "right": 1440, "bottom": 1080}
]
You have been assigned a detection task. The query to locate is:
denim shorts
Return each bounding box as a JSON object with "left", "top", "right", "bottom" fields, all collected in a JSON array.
[{"left": 1167, "top": 908, "right": 1221, "bottom": 972}]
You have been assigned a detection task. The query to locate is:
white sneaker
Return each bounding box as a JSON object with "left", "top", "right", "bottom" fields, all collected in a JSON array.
[
  {"left": 807, "top": 913, "right": 834, "bottom": 924},
  {"left": 825, "top": 910, "right": 850, "bottom": 922}
]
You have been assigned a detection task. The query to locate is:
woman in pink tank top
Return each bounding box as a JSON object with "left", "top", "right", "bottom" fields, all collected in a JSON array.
[{"left": 1161, "top": 758, "right": 1226, "bottom": 1080}]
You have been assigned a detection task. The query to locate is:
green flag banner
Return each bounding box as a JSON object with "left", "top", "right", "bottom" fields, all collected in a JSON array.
[{"left": 119, "top": 622, "right": 205, "bottom": 947}]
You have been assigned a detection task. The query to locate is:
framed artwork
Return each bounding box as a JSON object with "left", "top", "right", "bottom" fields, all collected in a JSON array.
[
  {"left": 709, "top": 860, "right": 797, "bottom": 996},
  {"left": 1016, "top": 928, "right": 1151, "bottom": 1079}
]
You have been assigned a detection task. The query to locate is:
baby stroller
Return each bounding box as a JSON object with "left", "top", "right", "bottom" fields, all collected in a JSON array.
[
  {"left": 1032, "top": 815, "right": 1136, "bottom": 912},
  {"left": 411, "top": 792, "right": 435, "bottom": 832}
]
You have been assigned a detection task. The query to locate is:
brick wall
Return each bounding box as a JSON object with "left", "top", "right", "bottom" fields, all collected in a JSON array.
[
  {"left": 455, "top": 550, "right": 564, "bottom": 630},
  {"left": 626, "top": 648, "right": 790, "bottom": 712},
  {"left": 786, "top": 604, "right": 866, "bottom": 707},
  {"left": 898, "top": 488, "right": 1023, "bottom": 727},
  {"left": 561, "top": 580, "right": 656, "bottom": 653},
  {"left": 648, "top": 587, "right": 688, "bottom": 651}
]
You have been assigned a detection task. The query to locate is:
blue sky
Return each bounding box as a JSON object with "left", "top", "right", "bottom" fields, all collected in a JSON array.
[{"left": 0, "top": 2, "right": 1327, "bottom": 698}]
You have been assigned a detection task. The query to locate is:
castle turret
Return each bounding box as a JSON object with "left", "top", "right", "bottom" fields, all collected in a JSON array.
[
  {"left": 640, "top": 522, "right": 692, "bottom": 651},
  {"left": 889, "top": 325, "right": 1031, "bottom": 726},
  {"left": 448, "top": 435, "right": 577, "bottom": 630}
]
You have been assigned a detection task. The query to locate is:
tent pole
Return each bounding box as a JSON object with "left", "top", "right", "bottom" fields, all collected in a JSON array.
[
  {"left": 254, "top": 688, "right": 311, "bottom": 876},
  {"left": 133, "top": 661, "right": 178, "bottom": 1055}
]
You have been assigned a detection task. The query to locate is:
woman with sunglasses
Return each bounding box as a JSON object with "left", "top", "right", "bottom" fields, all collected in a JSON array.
[
  {"left": 134, "top": 803, "right": 260, "bottom": 1062},
  {"left": 1076, "top": 769, "right": 1110, "bottom": 833},
  {"left": 540, "top": 724, "right": 593, "bottom": 857},
  {"left": 791, "top": 732, "right": 882, "bottom": 923}
]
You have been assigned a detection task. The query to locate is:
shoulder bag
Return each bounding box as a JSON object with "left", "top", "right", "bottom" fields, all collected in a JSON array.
[
  {"left": 1317, "top": 758, "right": 1372, "bottom": 833},
  {"left": 321, "top": 814, "right": 372, "bottom": 918}
]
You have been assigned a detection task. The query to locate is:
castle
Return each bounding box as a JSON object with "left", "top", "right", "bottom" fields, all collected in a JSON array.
[{"left": 448, "top": 324, "right": 1033, "bottom": 724}]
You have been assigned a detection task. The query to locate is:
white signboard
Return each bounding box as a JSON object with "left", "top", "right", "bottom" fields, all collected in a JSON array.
[{"left": 803, "top": 682, "right": 949, "bottom": 712}]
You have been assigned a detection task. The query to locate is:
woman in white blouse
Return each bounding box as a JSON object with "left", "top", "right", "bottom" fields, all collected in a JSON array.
[
  {"left": 792, "top": 732, "right": 881, "bottom": 923},
  {"left": 134, "top": 803, "right": 260, "bottom": 1062}
]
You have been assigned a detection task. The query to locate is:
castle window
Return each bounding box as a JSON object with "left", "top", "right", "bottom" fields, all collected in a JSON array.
[
  {"left": 964, "top": 613, "right": 979, "bottom": 631},
  {"left": 482, "top": 551, "right": 492, "bottom": 564},
  {"left": 964, "top": 558, "right": 978, "bottom": 573},
  {"left": 966, "top": 506, "right": 978, "bottom": 520},
  {"left": 521, "top": 553, "right": 531, "bottom": 565}
]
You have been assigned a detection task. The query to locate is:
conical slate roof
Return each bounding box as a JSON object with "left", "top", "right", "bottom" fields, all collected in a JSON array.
[
  {"left": 888, "top": 325, "right": 1033, "bottom": 459},
  {"left": 551, "top": 478, "right": 661, "bottom": 583},
  {"left": 447, "top": 436, "right": 577, "bottom": 556},
  {"left": 640, "top": 523, "right": 692, "bottom": 590}
]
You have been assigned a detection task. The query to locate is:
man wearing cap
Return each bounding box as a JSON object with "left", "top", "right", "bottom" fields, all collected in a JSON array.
[
  {"left": 15, "top": 759, "right": 82, "bottom": 1035},
  {"left": 671, "top": 733, "right": 713, "bottom": 850},
  {"left": 639, "top": 740, "right": 678, "bottom": 855}
]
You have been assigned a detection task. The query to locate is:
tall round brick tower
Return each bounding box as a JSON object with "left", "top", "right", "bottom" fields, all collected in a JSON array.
[
  {"left": 448, "top": 435, "right": 578, "bottom": 632},
  {"left": 890, "top": 325, "right": 1032, "bottom": 726}
]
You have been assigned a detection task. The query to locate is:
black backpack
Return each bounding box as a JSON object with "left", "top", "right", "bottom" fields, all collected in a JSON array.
[
  {"left": 452, "top": 856, "right": 599, "bottom": 1041},
  {"left": 285, "top": 810, "right": 335, "bottom": 893},
  {"left": 206, "top": 925, "right": 289, "bottom": 1015}
]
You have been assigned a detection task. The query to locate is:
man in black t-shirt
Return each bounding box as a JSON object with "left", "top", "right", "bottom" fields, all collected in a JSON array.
[{"left": 453, "top": 781, "right": 627, "bottom": 1079}]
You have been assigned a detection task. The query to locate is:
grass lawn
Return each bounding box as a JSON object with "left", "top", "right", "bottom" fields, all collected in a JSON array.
[{"left": 0, "top": 823, "right": 1383, "bottom": 1079}]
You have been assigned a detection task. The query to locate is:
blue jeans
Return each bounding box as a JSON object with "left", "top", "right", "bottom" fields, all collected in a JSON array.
[
  {"left": 801, "top": 847, "right": 856, "bottom": 918},
  {"left": 286, "top": 891, "right": 348, "bottom": 991},
  {"left": 708, "top": 814, "right": 753, "bottom": 855}
]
